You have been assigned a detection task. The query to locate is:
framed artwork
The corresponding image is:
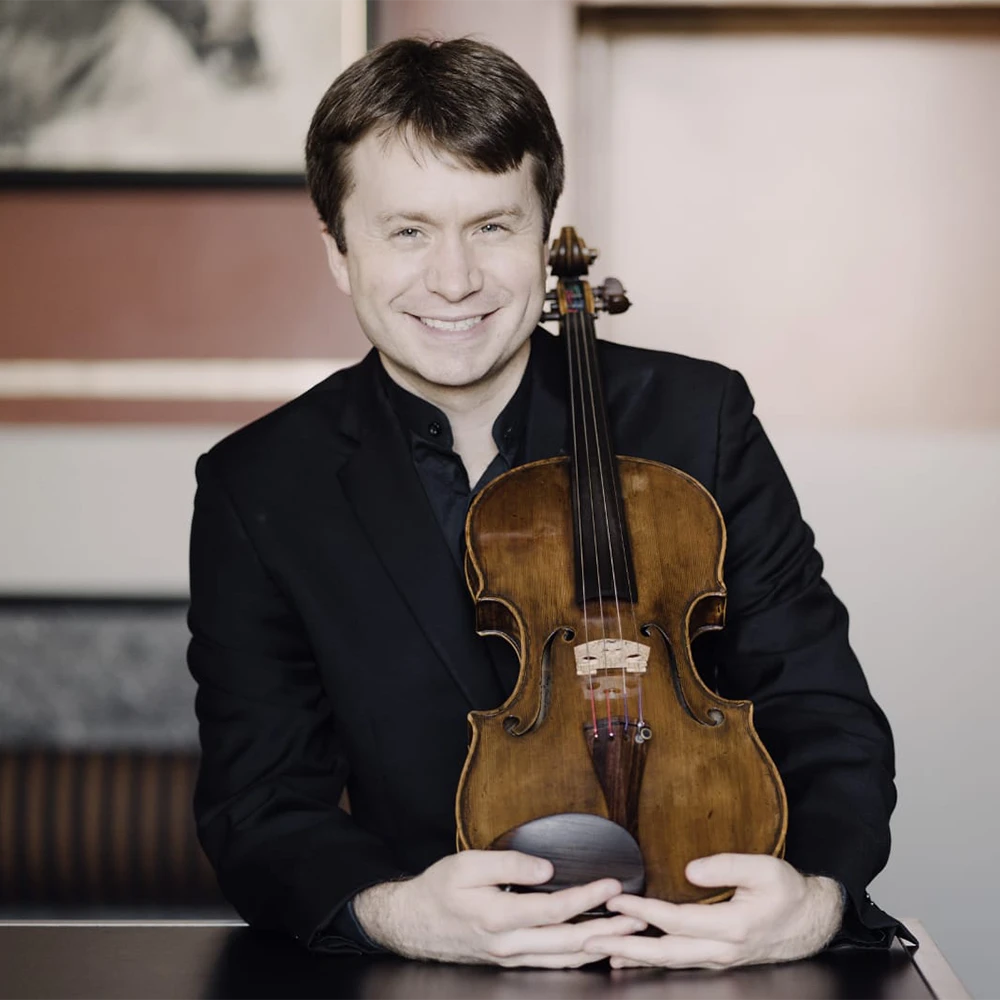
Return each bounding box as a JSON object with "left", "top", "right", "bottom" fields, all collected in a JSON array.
[{"left": 0, "top": 0, "right": 367, "bottom": 179}]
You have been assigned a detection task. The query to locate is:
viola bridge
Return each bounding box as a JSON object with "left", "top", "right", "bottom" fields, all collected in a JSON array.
[{"left": 574, "top": 637, "right": 650, "bottom": 675}]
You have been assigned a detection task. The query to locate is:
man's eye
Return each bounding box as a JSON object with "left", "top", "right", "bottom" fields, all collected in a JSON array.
[
  {"left": 481, "top": 222, "right": 506, "bottom": 234},
  {"left": 394, "top": 227, "right": 421, "bottom": 238}
]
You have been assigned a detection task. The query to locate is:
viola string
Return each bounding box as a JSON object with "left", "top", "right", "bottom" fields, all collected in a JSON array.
[
  {"left": 605, "top": 370, "right": 646, "bottom": 729},
  {"left": 571, "top": 308, "right": 609, "bottom": 733},
  {"left": 566, "top": 304, "right": 597, "bottom": 733},
  {"left": 578, "top": 305, "right": 630, "bottom": 734},
  {"left": 585, "top": 314, "right": 647, "bottom": 732}
]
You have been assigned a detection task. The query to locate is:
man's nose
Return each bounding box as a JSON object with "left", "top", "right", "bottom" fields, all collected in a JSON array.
[{"left": 423, "top": 235, "right": 484, "bottom": 301}]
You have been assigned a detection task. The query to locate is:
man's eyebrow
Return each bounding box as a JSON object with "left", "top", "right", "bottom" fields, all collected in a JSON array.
[
  {"left": 466, "top": 205, "right": 526, "bottom": 227},
  {"left": 375, "top": 206, "right": 526, "bottom": 227},
  {"left": 375, "top": 210, "right": 435, "bottom": 226}
]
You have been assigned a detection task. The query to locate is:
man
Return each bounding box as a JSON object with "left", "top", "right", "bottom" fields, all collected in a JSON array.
[{"left": 188, "top": 37, "right": 903, "bottom": 968}]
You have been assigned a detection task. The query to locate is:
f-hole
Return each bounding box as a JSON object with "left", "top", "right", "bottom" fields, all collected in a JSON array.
[{"left": 503, "top": 627, "right": 571, "bottom": 736}]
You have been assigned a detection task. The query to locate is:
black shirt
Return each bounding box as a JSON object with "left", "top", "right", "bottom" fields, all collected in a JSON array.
[{"left": 378, "top": 356, "right": 533, "bottom": 567}]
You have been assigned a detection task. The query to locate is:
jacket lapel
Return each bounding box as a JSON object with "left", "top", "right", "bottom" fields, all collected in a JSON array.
[
  {"left": 524, "top": 327, "right": 570, "bottom": 462},
  {"left": 337, "top": 355, "right": 506, "bottom": 711}
]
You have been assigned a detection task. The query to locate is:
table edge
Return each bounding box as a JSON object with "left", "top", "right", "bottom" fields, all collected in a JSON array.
[
  {"left": 905, "top": 918, "right": 972, "bottom": 1000},
  {"left": 0, "top": 919, "right": 247, "bottom": 927}
]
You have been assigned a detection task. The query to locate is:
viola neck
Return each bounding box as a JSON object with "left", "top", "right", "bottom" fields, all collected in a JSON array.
[{"left": 563, "top": 292, "right": 638, "bottom": 606}]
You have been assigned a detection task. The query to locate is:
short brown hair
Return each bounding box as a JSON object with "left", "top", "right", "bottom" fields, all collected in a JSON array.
[{"left": 305, "top": 37, "right": 564, "bottom": 253}]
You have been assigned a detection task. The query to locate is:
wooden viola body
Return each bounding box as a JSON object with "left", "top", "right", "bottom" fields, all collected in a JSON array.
[
  {"left": 455, "top": 226, "right": 786, "bottom": 904},
  {"left": 456, "top": 454, "right": 787, "bottom": 904}
]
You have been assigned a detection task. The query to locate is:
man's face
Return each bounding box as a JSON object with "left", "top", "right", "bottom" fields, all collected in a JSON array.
[{"left": 323, "top": 131, "right": 548, "bottom": 398}]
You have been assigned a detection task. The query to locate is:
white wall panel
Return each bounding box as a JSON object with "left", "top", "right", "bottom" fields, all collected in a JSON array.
[
  {"left": 773, "top": 428, "right": 1000, "bottom": 997},
  {"left": 0, "top": 427, "right": 228, "bottom": 596},
  {"left": 582, "top": 25, "right": 1000, "bottom": 430}
]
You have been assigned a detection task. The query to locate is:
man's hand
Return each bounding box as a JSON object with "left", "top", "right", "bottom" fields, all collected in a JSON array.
[
  {"left": 352, "top": 850, "right": 647, "bottom": 966},
  {"left": 582, "top": 854, "right": 845, "bottom": 969}
]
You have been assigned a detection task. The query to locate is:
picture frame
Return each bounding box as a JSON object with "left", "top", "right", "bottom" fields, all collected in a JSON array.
[{"left": 0, "top": 0, "right": 368, "bottom": 181}]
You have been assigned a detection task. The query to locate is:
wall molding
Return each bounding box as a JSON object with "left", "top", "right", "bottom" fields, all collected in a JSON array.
[{"left": 0, "top": 359, "right": 356, "bottom": 402}]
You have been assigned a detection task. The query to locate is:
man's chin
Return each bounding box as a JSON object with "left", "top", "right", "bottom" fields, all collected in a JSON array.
[
  {"left": 413, "top": 366, "right": 491, "bottom": 391},
  {"left": 382, "top": 334, "right": 531, "bottom": 396},
  {"left": 401, "top": 351, "right": 498, "bottom": 389}
]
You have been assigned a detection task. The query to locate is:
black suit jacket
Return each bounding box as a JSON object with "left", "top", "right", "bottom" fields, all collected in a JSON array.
[{"left": 188, "top": 328, "right": 900, "bottom": 952}]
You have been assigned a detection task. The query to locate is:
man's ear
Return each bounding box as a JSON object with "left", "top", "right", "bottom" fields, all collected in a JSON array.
[{"left": 320, "top": 226, "right": 352, "bottom": 297}]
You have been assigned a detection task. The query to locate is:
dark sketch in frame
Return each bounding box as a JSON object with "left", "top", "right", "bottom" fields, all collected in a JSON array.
[{"left": 0, "top": 0, "right": 368, "bottom": 182}]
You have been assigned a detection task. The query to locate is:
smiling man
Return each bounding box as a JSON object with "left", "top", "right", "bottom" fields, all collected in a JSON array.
[{"left": 188, "top": 37, "right": 904, "bottom": 968}]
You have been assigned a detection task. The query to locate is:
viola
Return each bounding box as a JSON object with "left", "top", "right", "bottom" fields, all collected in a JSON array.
[{"left": 455, "top": 227, "right": 786, "bottom": 902}]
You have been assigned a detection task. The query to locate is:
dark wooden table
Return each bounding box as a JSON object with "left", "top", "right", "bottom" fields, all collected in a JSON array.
[{"left": 0, "top": 918, "right": 968, "bottom": 999}]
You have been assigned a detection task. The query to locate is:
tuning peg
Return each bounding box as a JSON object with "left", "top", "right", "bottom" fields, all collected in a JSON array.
[
  {"left": 541, "top": 289, "right": 560, "bottom": 323},
  {"left": 596, "top": 277, "right": 630, "bottom": 315}
]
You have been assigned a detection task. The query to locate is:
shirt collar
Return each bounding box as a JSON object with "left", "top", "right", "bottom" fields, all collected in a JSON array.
[{"left": 378, "top": 345, "right": 534, "bottom": 466}]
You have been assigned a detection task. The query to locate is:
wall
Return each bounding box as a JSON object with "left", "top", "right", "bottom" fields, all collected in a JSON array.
[{"left": 774, "top": 428, "right": 999, "bottom": 1000}]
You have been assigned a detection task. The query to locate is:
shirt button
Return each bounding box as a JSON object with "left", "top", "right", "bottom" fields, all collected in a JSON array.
[{"left": 428, "top": 421, "right": 442, "bottom": 436}]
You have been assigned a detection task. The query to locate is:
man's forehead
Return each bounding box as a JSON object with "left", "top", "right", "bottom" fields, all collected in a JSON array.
[
  {"left": 345, "top": 130, "right": 538, "bottom": 219},
  {"left": 373, "top": 127, "right": 464, "bottom": 170},
  {"left": 370, "top": 125, "right": 526, "bottom": 174},
  {"left": 348, "top": 128, "right": 529, "bottom": 182}
]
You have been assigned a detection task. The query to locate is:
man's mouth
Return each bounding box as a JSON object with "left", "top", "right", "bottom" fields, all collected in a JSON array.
[{"left": 416, "top": 314, "right": 489, "bottom": 332}]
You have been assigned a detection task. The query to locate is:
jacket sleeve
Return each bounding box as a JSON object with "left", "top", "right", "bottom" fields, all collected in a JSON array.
[
  {"left": 706, "top": 369, "right": 904, "bottom": 946},
  {"left": 187, "top": 452, "right": 410, "bottom": 952}
]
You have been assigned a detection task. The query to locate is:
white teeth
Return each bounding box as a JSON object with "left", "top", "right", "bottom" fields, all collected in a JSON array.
[{"left": 419, "top": 315, "right": 483, "bottom": 332}]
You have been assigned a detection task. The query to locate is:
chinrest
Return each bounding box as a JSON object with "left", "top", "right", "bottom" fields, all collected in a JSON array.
[{"left": 491, "top": 812, "right": 645, "bottom": 895}]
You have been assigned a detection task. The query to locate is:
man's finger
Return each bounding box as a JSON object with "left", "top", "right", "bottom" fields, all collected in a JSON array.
[
  {"left": 496, "top": 915, "right": 646, "bottom": 958},
  {"left": 606, "top": 893, "right": 739, "bottom": 940},
  {"left": 455, "top": 849, "right": 554, "bottom": 888},
  {"left": 504, "top": 877, "right": 624, "bottom": 928},
  {"left": 685, "top": 853, "right": 782, "bottom": 890},
  {"left": 610, "top": 956, "right": 654, "bottom": 969},
  {"left": 497, "top": 950, "right": 607, "bottom": 969},
  {"left": 585, "top": 932, "right": 739, "bottom": 969}
]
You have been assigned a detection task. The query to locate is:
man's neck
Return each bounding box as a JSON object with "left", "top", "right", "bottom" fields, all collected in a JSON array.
[{"left": 381, "top": 339, "right": 531, "bottom": 485}]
